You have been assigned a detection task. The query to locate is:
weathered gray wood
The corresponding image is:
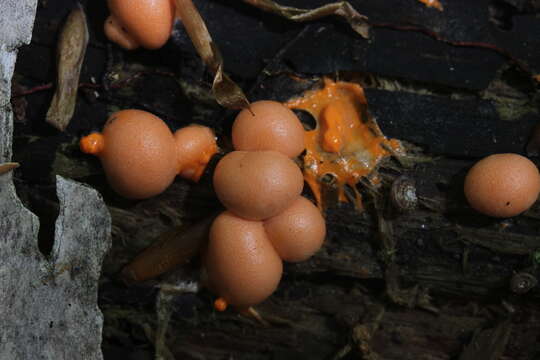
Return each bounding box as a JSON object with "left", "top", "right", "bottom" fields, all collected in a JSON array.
[
  {"left": 0, "top": 0, "right": 39, "bottom": 51},
  {"left": 0, "top": 1, "right": 112, "bottom": 359}
]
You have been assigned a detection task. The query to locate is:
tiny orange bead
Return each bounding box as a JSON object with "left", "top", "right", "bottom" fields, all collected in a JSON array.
[
  {"left": 80, "top": 133, "right": 105, "bottom": 155},
  {"left": 214, "top": 297, "right": 228, "bottom": 312}
]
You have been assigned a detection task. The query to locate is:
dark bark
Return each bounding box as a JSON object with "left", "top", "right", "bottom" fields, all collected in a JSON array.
[{"left": 9, "top": 0, "right": 540, "bottom": 359}]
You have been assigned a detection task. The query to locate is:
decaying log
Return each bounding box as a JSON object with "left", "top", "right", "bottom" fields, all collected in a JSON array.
[
  {"left": 0, "top": 1, "right": 111, "bottom": 359},
  {"left": 8, "top": 1, "right": 540, "bottom": 359}
]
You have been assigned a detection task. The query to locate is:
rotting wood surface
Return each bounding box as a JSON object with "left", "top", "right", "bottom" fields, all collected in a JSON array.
[{"left": 9, "top": 0, "right": 540, "bottom": 359}]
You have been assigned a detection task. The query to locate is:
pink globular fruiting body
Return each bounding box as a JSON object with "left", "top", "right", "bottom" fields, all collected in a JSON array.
[
  {"left": 104, "top": 0, "right": 175, "bottom": 50},
  {"left": 80, "top": 109, "right": 217, "bottom": 199},
  {"left": 205, "top": 100, "right": 327, "bottom": 311}
]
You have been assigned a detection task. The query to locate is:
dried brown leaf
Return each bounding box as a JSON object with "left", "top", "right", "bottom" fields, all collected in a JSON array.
[
  {"left": 46, "top": 4, "right": 89, "bottom": 131},
  {"left": 121, "top": 216, "right": 215, "bottom": 283},
  {"left": 0, "top": 162, "right": 20, "bottom": 175},
  {"left": 242, "top": 0, "right": 370, "bottom": 39},
  {"left": 175, "top": 0, "right": 250, "bottom": 110}
]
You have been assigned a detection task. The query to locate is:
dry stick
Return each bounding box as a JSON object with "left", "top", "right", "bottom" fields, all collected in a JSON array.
[
  {"left": 175, "top": 0, "right": 250, "bottom": 110},
  {"left": 176, "top": 0, "right": 214, "bottom": 71}
]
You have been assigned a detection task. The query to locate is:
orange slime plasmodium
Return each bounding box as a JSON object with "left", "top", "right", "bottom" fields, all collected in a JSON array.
[{"left": 285, "top": 79, "right": 402, "bottom": 208}]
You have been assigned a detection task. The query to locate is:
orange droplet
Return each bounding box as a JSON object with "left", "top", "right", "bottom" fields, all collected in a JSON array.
[
  {"left": 214, "top": 297, "right": 228, "bottom": 312},
  {"left": 80, "top": 133, "right": 105, "bottom": 155},
  {"left": 321, "top": 101, "right": 346, "bottom": 153}
]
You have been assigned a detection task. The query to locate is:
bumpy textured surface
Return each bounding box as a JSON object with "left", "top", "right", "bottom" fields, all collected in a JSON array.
[{"left": 0, "top": 2, "right": 111, "bottom": 359}]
